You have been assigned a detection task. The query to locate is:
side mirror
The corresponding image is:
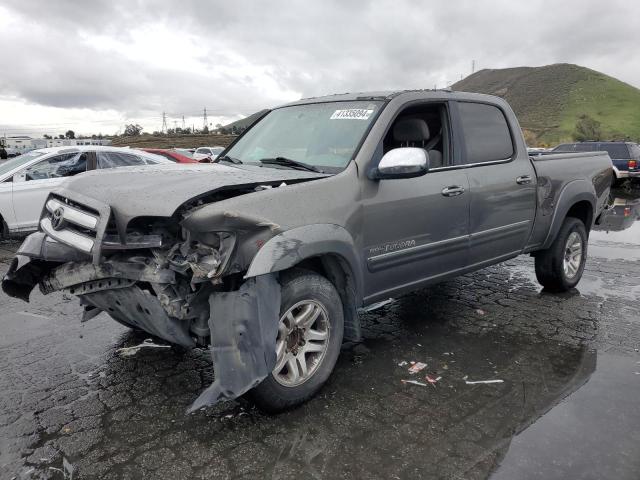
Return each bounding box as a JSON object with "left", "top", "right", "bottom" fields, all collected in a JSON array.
[{"left": 373, "top": 148, "right": 429, "bottom": 180}]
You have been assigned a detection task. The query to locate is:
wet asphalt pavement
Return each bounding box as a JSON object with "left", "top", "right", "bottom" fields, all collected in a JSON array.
[{"left": 1, "top": 188, "right": 639, "bottom": 479}]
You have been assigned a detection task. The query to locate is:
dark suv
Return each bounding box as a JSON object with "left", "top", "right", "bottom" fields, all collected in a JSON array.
[{"left": 553, "top": 141, "right": 640, "bottom": 183}]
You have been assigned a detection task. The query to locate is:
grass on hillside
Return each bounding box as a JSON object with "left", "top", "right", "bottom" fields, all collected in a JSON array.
[
  {"left": 453, "top": 64, "right": 640, "bottom": 146},
  {"left": 559, "top": 74, "right": 640, "bottom": 144}
]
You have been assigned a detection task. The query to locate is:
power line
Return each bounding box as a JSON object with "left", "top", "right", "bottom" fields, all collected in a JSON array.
[{"left": 161, "top": 112, "right": 168, "bottom": 134}]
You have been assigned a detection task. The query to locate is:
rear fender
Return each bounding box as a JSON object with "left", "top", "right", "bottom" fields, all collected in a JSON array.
[{"left": 541, "top": 180, "right": 596, "bottom": 249}]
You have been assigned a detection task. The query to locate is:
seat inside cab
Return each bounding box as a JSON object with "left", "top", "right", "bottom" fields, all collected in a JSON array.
[{"left": 383, "top": 103, "right": 450, "bottom": 169}]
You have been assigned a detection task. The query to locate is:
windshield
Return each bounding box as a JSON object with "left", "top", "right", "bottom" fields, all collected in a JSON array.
[
  {"left": 0, "top": 150, "right": 46, "bottom": 177},
  {"left": 224, "top": 101, "right": 383, "bottom": 172}
]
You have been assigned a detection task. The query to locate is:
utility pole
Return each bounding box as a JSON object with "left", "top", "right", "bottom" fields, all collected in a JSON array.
[
  {"left": 471, "top": 59, "right": 476, "bottom": 74},
  {"left": 203, "top": 108, "right": 208, "bottom": 131},
  {"left": 161, "top": 112, "right": 168, "bottom": 134},
  {"left": 173, "top": 120, "right": 178, "bottom": 132},
  {"left": 182, "top": 115, "right": 185, "bottom": 130}
]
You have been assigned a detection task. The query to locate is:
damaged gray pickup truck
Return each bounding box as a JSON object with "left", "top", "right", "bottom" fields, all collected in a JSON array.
[{"left": 3, "top": 91, "right": 612, "bottom": 413}]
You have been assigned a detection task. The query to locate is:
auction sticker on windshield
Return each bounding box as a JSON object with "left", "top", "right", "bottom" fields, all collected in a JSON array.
[{"left": 330, "top": 108, "right": 374, "bottom": 120}]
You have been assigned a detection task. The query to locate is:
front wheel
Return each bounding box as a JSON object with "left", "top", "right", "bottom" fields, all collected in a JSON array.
[
  {"left": 535, "top": 217, "right": 588, "bottom": 292},
  {"left": 245, "top": 269, "right": 344, "bottom": 413}
]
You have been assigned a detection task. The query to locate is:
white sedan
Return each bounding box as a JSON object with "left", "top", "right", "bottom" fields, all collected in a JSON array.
[
  {"left": 0, "top": 146, "right": 171, "bottom": 237},
  {"left": 193, "top": 146, "right": 225, "bottom": 162}
]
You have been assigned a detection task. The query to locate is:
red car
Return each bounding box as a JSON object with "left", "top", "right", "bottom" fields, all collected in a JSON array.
[{"left": 139, "top": 148, "right": 199, "bottom": 164}]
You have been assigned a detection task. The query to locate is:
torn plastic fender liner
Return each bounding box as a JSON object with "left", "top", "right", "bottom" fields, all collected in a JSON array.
[
  {"left": 2, "top": 256, "right": 51, "bottom": 302},
  {"left": 188, "top": 273, "right": 281, "bottom": 412}
]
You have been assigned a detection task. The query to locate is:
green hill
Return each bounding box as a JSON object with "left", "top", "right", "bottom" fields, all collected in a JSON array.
[{"left": 452, "top": 63, "right": 640, "bottom": 146}]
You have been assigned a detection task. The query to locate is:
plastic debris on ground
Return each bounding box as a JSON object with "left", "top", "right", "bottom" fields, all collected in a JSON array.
[
  {"left": 401, "top": 379, "right": 428, "bottom": 387},
  {"left": 398, "top": 361, "right": 408, "bottom": 367},
  {"left": 116, "top": 338, "right": 171, "bottom": 357},
  {"left": 475, "top": 308, "right": 485, "bottom": 315},
  {"left": 425, "top": 375, "right": 442, "bottom": 387},
  {"left": 48, "top": 457, "right": 74, "bottom": 480},
  {"left": 463, "top": 375, "right": 504, "bottom": 385},
  {"left": 408, "top": 362, "right": 427, "bottom": 374}
]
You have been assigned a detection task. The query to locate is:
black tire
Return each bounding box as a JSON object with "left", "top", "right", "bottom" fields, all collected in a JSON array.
[
  {"left": 245, "top": 269, "right": 344, "bottom": 413},
  {"left": 535, "top": 217, "right": 588, "bottom": 292}
]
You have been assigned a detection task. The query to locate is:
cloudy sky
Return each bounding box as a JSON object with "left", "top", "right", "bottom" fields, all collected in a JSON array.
[{"left": 1, "top": 0, "right": 639, "bottom": 137}]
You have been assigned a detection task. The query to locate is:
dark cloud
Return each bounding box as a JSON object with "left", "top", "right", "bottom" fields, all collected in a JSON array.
[{"left": 1, "top": 0, "right": 639, "bottom": 133}]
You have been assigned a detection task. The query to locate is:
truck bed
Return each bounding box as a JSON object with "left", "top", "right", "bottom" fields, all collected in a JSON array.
[{"left": 526, "top": 151, "right": 612, "bottom": 251}]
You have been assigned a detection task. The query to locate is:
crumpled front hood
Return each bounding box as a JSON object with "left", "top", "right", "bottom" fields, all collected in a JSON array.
[{"left": 55, "top": 163, "right": 326, "bottom": 223}]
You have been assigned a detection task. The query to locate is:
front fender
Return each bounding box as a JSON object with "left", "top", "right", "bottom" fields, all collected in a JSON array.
[
  {"left": 245, "top": 223, "right": 363, "bottom": 299},
  {"left": 541, "top": 180, "right": 596, "bottom": 249}
]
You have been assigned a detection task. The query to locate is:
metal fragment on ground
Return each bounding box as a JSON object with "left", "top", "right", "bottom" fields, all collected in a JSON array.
[
  {"left": 116, "top": 338, "right": 171, "bottom": 357},
  {"left": 464, "top": 379, "right": 504, "bottom": 385},
  {"left": 401, "top": 379, "right": 428, "bottom": 387}
]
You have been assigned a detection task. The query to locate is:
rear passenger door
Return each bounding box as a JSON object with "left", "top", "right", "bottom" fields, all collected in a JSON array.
[{"left": 455, "top": 101, "right": 536, "bottom": 266}]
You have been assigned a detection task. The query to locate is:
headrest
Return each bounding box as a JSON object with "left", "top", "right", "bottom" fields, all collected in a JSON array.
[{"left": 393, "top": 118, "right": 431, "bottom": 143}]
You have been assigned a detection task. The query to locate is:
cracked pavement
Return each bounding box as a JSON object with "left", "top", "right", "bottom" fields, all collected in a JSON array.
[{"left": 1, "top": 189, "right": 639, "bottom": 479}]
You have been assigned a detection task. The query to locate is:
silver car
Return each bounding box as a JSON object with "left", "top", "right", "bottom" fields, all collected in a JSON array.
[{"left": 0, "top": 146, "right": 170, "bottom": 237}]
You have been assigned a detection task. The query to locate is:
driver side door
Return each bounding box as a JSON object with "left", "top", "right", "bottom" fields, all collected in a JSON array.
[{"left": 12, "top": 152, "right": 88, "bottom": 231}]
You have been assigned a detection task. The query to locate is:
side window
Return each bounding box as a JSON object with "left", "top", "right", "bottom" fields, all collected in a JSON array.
[
  {"left": 383, "top": 103, "right": 450, "bottom": 169},
  {"left": 458, "top": 102, "right": 514, "bottom": 164},
  {"left": 630, "top": 144, "right": 640, "bottom": 158},
  {"left": 575, "top": 143, "right": 596, "bottom": 152},
  {"left": 23, "top": 153, "right": 87, "bottom": 181},
  {"left": 97, "top": 152, "right": 147, "bottom": 169},
  {"left": 600, "top": 143, "right": 631, "bottom": 160}
]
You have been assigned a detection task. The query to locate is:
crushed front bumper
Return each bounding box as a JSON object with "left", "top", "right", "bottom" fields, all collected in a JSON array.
[
  {"left": 2, "top": 232, "right": 89, "bottom": 301},
  {"left": 3, "top": 231, "right": 283, "bottom": 412}
]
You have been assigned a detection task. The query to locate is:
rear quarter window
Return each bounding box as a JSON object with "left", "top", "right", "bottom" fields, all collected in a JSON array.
[
  {"left": 599, "top": 143, "right": 631, "bottom": 159},
  {"left": 458, "top": 102, "right": 514, "bottom": 164}
]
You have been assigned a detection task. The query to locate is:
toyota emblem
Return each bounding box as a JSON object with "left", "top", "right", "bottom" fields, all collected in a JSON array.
[{"left": 51, "top": 207, "right": 65, "bottom": 231}]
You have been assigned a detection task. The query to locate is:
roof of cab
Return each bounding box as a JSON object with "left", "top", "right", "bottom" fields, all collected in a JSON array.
[{"left": 277, "top": 89, "right": 504, "bottom": 108}]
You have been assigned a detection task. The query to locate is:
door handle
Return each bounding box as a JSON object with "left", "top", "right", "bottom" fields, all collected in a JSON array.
[
  {"left": 441, "top": 185, "right": 465, "bottom": 197},
  {"left": 516, "top": 175, "right": 532, "bottom": 185}
]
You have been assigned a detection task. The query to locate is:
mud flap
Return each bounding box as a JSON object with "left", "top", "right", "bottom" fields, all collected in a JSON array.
[{"left": 188, "top": 273, "right": 281, "bottom": 412}]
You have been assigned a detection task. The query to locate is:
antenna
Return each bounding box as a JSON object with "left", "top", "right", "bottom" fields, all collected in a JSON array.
[{"left": 161, "top": 112, "right": 168, "bottom": 134}]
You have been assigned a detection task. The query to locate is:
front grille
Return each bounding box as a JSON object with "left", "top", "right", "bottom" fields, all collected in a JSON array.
[{"left": 41, "top": 196, "right": 100, "bottom": 254}]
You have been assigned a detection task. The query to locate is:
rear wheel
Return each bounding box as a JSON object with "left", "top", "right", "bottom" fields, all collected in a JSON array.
[
  {"left": 246, "top": 269, "right": 344, "bottom": 413},
  {"left": 535, "top": 217, "right": 588, "bottom": 292}
]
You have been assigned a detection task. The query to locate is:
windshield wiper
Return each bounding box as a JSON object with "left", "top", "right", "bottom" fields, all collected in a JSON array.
[
  {"left": 216, "top": 155, "right": 243, "bottom": 164},
  {"left": 259, "top": 157, "right": 322, "bottom": 173}
]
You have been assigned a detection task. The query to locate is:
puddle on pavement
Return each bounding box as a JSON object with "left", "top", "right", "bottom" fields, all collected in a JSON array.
[{"left": 491, "top": 351, "right": 640, "bottom": 480}]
